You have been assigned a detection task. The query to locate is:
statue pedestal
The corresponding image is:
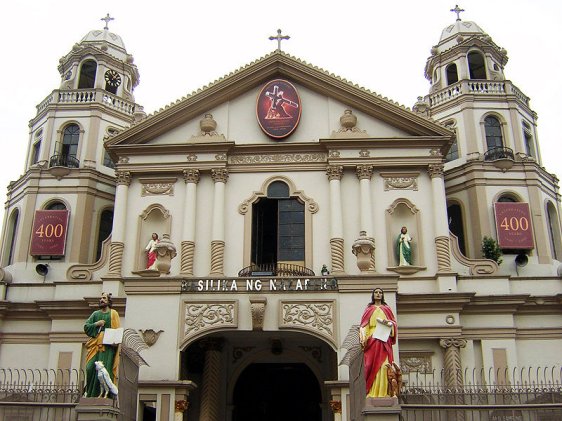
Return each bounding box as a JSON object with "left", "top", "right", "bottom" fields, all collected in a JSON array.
[
  {"left": 75, "top": 397, "right": 120, "bottom": 420},
  {"left": 363, "top": 397, "right": 401, "bottom": 421}
]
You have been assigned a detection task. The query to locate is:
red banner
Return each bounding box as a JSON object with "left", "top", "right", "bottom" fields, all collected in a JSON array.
[
  {"left": 494, "top": 202, "right": 534, "bottom": 249},
  {"left": 30, "top": 210, "right": 70, "bottom": 256}
]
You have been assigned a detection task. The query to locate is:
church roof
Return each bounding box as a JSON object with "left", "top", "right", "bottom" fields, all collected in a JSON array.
[
  {"left": 439, "top": 20, "right": 486, "bottom": 43},
  {"left": 107, "top": 51, "right": 452, "bottom": 149}
]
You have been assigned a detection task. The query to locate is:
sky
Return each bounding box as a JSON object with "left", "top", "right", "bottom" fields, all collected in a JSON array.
[{"left": 0, "top": 0, "right": 561, "bottom": 227}]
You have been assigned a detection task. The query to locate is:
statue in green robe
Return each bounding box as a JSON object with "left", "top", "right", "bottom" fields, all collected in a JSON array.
[
  {"left": 84, "top": 292, "right": 120, "bottom": 398},
  {"left": 397, "top": 226, "right": 413, "bottom": 266}
]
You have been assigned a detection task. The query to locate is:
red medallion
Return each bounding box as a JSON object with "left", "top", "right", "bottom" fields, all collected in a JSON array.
[{"left": 256, "top": 79, "right": 302, "bottom": 139}]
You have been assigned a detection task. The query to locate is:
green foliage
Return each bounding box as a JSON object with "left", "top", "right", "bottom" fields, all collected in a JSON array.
[{"left": 481, "top": 236, "right": 503, "bottom": 265}]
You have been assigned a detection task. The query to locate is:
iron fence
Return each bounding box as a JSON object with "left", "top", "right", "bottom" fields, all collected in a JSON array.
[
  {"left": 400, "top": 367, "right": 562, "bottom": 421},
  {"left": 0, "top": 368, "right": 84, "bottom": 421}
]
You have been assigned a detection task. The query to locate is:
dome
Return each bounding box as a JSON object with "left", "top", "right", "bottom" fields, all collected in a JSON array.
[
  {"left": 439, "top": 20, "right": 486, "bottom": 42},
  {"left": 80, "top": 29, "right": 127, "bottom": 51},
  {"left": 434, "top": 20, "right": 487, "bottom": 54}
]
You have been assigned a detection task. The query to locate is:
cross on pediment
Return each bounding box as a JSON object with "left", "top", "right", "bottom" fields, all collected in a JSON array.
[
  {"left": 101, "top": 13, "right": 114, "bottom": 30},
  {"left": 269, "top": 29, "right": 290, "bottom": 51}
]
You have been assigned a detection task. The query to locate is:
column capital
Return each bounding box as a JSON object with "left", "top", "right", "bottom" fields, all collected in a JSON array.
[
  {"left": 326, "top": 165, "right": 344, "bottom": 181},
  {"left": 355, "top": 165, "right": 373, "bottom": 180},
  {"left": 439, "top": 337, "right": 467, "bottom": 349},
  {"left": 175, "top": 400, "right": 189, "bottom": 413},
  {"left": 428, "top": 163, "right": 445, "bottom": 178},
  {"left": 211, "top": 168, "right": 229, "bottom": 183},
  {"left": 183, "top": 168, "right": 200, "bottom": 184},
  {"left": 115, "top": 170, "right": 131, "bottom": 186},
  {"left": 329, "top": 400, "right": 342, "bottom": 413}
]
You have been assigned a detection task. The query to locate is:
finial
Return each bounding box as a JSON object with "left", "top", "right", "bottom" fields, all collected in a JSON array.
[
  {"left": 450, "top": 5, "right": 465, "bottom": 21},
  {"left": 101, "top": 13, "right": 114, "bottom": 30},
  {"left": 269, "top": 29, "right": 290, "bottom": 52}
]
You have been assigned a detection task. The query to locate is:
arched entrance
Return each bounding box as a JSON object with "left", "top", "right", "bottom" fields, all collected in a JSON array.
[
  {"left": 232, "top": 362, "right": 322, "bottom": 421},
  {"left": 179, "top": 331, "right": 336, "bottom": 420}
]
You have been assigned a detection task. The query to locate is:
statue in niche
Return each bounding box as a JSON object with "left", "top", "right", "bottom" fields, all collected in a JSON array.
[
  {"left": 145, "top": 233, "right": 159, "bottom": 269},
  {"left": 396, "top": 226, "right": 412, "bottom": 266},
  {"left": 359, "top": 288, "right": 398, "bottom": 398}
]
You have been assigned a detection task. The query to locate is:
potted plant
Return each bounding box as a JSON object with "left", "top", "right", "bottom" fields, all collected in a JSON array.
[{"left": 482, "top": 236, "right": 503, "bottom": 265}]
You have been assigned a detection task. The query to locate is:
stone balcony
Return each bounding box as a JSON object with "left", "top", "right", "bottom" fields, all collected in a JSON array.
[
  {"left": 425, "top": 79, "right": 530, "bottom": 108},
  {"left": 36, "top": 88, "right": 136, "bottom": 117}
]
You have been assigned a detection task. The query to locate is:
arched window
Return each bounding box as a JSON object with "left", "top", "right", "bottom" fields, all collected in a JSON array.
[
  {"left": 31, "top": 130, "right": 42, "bottom": 166},
  {"left": 447, "top": 204, "right": 466, "bottom": 255},
  {"left": 5, "top": 209, "right": 19, "bottom": 265},
  {"left": 96, "top": 209, "right": 114, "bottom": 261},
  {"left": 485, "top": 116, "right": 503, "bottom": 150},
  {"left": 78, "top": 60, "right": 97, "bottom": 89},
  {"left": 497, "top": 194, "right": 517, "bottom": 203},
  {"left": 446, "top": 63, "right": 458, "bottom": 85},
  {"left": 522, "top": 122, "right": 535, "bottom": 158},
  {"left": 468, "top": 51, "right": 486, "bottom": 79},
  {"left": 46, "top": 201, "right": 67, "bottom": 210},
  {"left": 547, "top": 202, "right": 562, "bottom": 260},
  {"left": 60, "top": 124, "right": 80, "bottom": 167},
  {"left": 251, "top": 181, "right": 305, "bottom": 268}
]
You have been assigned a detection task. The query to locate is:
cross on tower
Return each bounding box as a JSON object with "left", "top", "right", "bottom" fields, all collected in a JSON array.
[
  {"left": 450, "top": 5, "right": 465, "bottom": 21},
  {"left": 101, "top": 13, "right": 114, "bottom": 30},
  {"left": 269, "top": 29, "right": 290, "bottom": 51}
]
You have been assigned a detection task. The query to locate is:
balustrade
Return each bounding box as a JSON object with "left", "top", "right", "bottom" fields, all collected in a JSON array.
[
  {"left": 36, "top": 89, "right": 136, "bottom": 116},
  {"left": 428, "top": 80, "right": 530, "bottom": 107}
]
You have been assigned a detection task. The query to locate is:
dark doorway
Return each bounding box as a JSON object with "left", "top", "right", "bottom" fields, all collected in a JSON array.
[{"left": 232, "top": 363, "right": 322, "bottom": 421}]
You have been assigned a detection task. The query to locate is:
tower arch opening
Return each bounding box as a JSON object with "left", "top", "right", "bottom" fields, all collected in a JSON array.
[{"left": 468, "top": 50, "right": 487, "bottom": 79}]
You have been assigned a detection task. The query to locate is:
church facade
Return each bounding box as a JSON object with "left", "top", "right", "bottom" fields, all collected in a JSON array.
[{"left": 0, "top": 10, "right": 560, "bottom": 421}]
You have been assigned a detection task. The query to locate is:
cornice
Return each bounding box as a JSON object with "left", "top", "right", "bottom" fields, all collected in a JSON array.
[
  {"left": 462, "top": 327, "right": 516, "bottom": 339},
  {"left": 397, "top": 293, "right": 474, "bottom": 313},
  {"left": 106, "top": 52, "right": 452, "bottom": 148},
  {"left": 399, "top": 326, "right": 462, "bottom": 339},
  {"left": 462, "top": 295, "right": 530, "bottom": 314}
]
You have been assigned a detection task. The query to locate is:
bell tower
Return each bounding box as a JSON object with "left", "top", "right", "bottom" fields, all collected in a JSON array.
[
  {"left": 415, "top": 7, "right": 562, "bottom": 266},
  {"left": 0, "top": 15, "right": 145, "bottom": 278}
]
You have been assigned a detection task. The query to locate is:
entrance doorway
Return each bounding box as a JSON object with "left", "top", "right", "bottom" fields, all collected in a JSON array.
[{"left": 232, "top": 363, "right": 322, "bottom": 421}]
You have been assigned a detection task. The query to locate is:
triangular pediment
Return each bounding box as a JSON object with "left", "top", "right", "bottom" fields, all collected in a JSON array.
[{"left": 106, "top": 51, "right": 452, "bottom": 154}]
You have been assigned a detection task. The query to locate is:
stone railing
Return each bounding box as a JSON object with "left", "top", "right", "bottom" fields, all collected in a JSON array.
[
  {"left": 426, "top": 80, "right": 530, "bottom": 108},
  {"left": 36, "top": 89, "right": 136, "bottom": 116}
]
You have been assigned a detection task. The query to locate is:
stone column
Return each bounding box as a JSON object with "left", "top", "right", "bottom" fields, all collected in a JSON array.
[
  {"left": 327, "top": 165, "right": 345, "bottom": 274},
  {"left": 199, "top": 338, "right": 223, "bottom": 421},
  {"left": 107, "top": 171, "right": 130, "bottom": 277},
  {"left": 429, "top": 164, "right": 452, "bottom": 273},
  {"left": 356, "top": 165, "right": 374, "bottom": 237},
  {"left": 439, "top": 337, "right": 467, "bottom": 421},
  {"left": 439, "top": 337, "right": 467, "bottom": 389},
  {"left": 210, "top": 169, "right": 228, "bottom": 276},
  {"left": 181, "top": 169, "right": 200, "bottom": 276}
]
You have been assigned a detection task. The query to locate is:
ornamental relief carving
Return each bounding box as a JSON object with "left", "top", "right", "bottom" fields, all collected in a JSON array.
[
  {"left": 383, "top": 176, "right": 418, "bottom": 191},
  {"left": 280, "top": 301, "right": 335, "bottom": 343},
  {"left": 230, "top": 153, "right": 326, "bottom": 165},
  {"left": 183, "top": 301, "right": 237, "bottom": 341},
  {"left": 141, "top": 182, "right": 175, "bottom": 196},
  {"left": 400, "top": 353, "right": 433, "bottom": 374}
]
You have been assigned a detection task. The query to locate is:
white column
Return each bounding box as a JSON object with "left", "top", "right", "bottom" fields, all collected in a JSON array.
[
  {"left": 210, "top": 168, "right": 228, "bottom": 276},
  {"left": 112, "top": 171, "right": 130, "bottom": 243},
  {"left": 356, "top": 165, "right": 374, "bottom": 236},
  {"left": 181, "top": 169, "right": 199, "bottom": 276},
  {"left": 107, "top": 171, "right": 130, "bottom": 277},
  {"left": 429, "top": 163, "right": 454, "bottom": 279},
  {"left": 327, "top": 165, "right": 345, "bottom": 274}
]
